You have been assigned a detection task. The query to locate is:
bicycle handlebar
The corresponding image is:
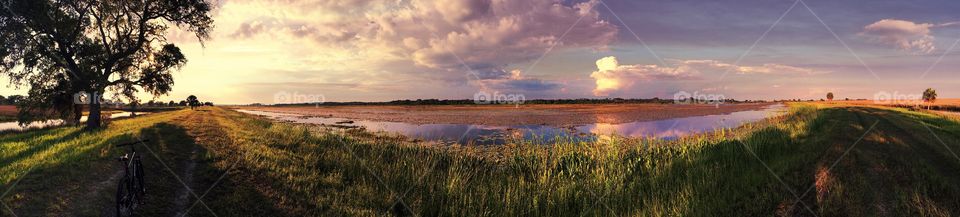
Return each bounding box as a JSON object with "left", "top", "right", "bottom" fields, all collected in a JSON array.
[{"left": 116, "top": 139, "right": 149, "bottom": 147}]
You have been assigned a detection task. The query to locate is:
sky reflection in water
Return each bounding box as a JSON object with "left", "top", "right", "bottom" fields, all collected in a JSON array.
[{"left": 237, "top": 104, "right": 784, "bottom": 145}]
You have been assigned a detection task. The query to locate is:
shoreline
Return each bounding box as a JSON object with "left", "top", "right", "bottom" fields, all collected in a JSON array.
[{"left": 236, "top": 102, "right": 777, "bottom": 127}]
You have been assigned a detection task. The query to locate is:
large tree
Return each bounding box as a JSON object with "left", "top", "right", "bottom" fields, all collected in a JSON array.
[{"left": 0, "top": 0, "right": 213, "bottom": 128}]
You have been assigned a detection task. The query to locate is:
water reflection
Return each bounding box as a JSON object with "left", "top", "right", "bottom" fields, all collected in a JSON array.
[
  {"left": 0, "top": 112, "right": 145, "bottom": 132},
  {"left": 578, "top": 104, "right": 784, "bottom": 139},
  {"left": 237, "top": 104, "right": 784, "bottom": 145}
]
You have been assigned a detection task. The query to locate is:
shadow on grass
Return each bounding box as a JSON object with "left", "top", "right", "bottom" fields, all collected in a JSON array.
[
  {"left": 131, "top": 122, "right": 282, "bottom": 217},
  {"left": 1, "top": 128, "right": 167, "bottom": 215}
]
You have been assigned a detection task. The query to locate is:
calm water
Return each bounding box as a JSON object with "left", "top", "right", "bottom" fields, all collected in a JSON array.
[
  {"left": 0, "top": 112, "right": 145, "bottom": 132},
  {"left": 236, "top": 104, "right": 785, "bottom": 145}
]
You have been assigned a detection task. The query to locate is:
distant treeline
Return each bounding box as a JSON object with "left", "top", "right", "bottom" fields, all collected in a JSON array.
[
  {"left": 0, "top": 95, "right": 24, "bottom": 105},
  {"left": 264, "top": 98, "right": 774, "bottom": 106},
  {"left": 886, "top": 104, "right": 960, "bottom": 112}
]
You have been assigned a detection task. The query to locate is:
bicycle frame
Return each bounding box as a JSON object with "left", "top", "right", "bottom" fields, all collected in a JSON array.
[{"left": 116, "top": 139, "right": 148, "bottom": 217}]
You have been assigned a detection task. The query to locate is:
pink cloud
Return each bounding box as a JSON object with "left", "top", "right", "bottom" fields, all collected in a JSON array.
[
  {"left": 859, "top": 19, "right": 959, "bottom": 54},
  {"left": 229, "top": 0, "right": 619, "bottom": 84},
  {"left": 589, "top": 56, "right": 824, "bottom": 96}
]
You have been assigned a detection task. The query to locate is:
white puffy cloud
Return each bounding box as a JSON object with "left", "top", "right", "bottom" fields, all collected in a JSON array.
[
  {"left": 589, "top": 56, "right": 824, "bottom": 96},
  {"left": 590, "top": 56, "right": 698, "bottom": 96},
  {"left": 859, "top": 19, "right": 958, "bottom": 54}
]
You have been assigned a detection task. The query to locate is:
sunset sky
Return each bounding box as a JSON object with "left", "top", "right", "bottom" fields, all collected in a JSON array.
[{"left": 3, "top": 0, "right": 959, "bottom": 104}]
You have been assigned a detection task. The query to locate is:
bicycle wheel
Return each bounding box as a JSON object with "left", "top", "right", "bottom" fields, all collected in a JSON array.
[
  {"left": 116, "top": 176, "right": 134, "bottom": 217},
  {"left": 133, "top": 159, "right": 146, "bottom": 200}
]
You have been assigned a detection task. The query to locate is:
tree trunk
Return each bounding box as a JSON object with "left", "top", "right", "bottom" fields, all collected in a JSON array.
[
  {"left": 86, "top": 95, "right": 101, "bottom": 129},
  {"left": 72, "top": 104, "right": 83, "bottom": 125}
]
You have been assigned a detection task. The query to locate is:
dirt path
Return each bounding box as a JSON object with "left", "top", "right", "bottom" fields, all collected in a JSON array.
[
  {"left": 94, "top": 170, "right": 125, "bottom": 216},
  {"left": 168, "top": 111, "right": 211, "bottom": 216},
  {"left": 164, "top": 109, "right": 247, "bottom": 216},
  {"left": 172, "top": 145, "right": 200, "bottom": 216},
  {"left": 86, "top": 110, "right": 213, "bottom": 217}
]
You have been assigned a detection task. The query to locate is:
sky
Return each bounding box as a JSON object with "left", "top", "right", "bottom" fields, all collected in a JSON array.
[{"left": 2, "top": 0, "right": 960, "bottom": 104}]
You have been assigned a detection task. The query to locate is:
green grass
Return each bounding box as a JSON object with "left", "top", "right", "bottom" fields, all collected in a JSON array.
[
  {"left": 3, "top": 104, "right": 960, "bottom": 216},
  {"left": 0, "top": 109, "right": 203, "bottom": 215}
]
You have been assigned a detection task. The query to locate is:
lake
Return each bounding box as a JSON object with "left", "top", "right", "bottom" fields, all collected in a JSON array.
[
  {"left": 236, "top": 104, "right": 785, "bottom": 145},
  {"left": 0, "top": 112, "right": 146, "bottom": 132}
]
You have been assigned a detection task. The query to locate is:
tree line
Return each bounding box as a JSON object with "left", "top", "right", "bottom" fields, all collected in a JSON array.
[
  {"left": 825, "top": 88, "right": 938, "bottom": 103},
  {"left": 0, "top": 95, "right": 25, "bottom": 105},
  {"left": 1, "top": 93, "right": 213, "bottom": 108}
]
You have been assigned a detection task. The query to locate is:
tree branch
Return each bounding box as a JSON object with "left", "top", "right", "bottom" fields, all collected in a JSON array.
[{"left": 101, "top": 2, "right": 152, "bottom": 88}]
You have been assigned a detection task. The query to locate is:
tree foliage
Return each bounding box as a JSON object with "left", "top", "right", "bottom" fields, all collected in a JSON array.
[
  {"left": 923, "top": 88, "right": 937, "bottom": 103},
  {"left": 0, "top": 0, "right": 213, "bottom": 128},
  {"left": 186, "top": 94, "right": 199, "bottom": 109}
]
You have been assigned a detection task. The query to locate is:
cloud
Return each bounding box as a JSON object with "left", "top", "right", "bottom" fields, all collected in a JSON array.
[
  {"left": 589, "top": 56, "right": 824, "bottom": 96},
  {"left": 590, "top": 56, "right": 697, "bottom": 96},
  {"left": 734, "top": 63, "right": 824, "bottom": 75},
  {"left": 226, "top": 0, "right": 618, "bottom": 84},
  {"left": 859, "top": 19, "right": 958, "bottom": 54},
  {"left": 477, "top": 69, "right": 562, "bottom": 92}
]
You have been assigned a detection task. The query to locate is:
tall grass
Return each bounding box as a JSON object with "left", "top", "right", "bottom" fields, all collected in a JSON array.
[
  {"left": 5, "top": 104, "right": 960, "bottom": 216},
  {"left": 190, "top": 104, "right": 844, "bottom": 216}
]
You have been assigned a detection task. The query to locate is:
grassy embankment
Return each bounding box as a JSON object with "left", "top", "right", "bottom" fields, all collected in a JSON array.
[{"left": 3, "top": 104, "right": 960, "bottom": 216}]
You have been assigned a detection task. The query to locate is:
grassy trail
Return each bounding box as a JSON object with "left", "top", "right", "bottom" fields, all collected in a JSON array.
[{"left": 2, "top": 104, "right": 960, "bottom": 216}]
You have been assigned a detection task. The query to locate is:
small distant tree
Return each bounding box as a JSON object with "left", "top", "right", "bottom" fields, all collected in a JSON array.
[
  {"left": 178, "top": 100, "right": 188, "bottom": 106},
  {"left": 129, "top": 99, "right": 140, "bottom": 116},
  {"left": 826, "top": 92, "right": 834, "bottom": 101},
  {"left": 186, "top": 95, "right": 200, "bottom": 110},
  {"left": 203, "top": 102, "right": 214, "bottom": 106},
  {"left": 923, "top": 88, "right": 937, "bottom": 109},
  {"left": 168, "top": 100, "right": 177, "bottom": 107}
]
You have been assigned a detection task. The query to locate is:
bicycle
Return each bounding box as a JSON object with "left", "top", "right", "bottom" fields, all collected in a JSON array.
[{"left": 116, "top": 139, "right": 148, "bottom": 217}]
